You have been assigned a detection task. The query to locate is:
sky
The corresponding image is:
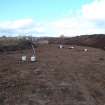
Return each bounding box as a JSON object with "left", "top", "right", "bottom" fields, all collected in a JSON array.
[{"left": 0, "top": 0, "right": 105, "bottom": 37}]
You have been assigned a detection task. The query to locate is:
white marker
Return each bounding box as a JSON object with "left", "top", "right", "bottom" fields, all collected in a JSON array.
[{"left": 22, "top": 56, "right": 27, "bottom": 61}]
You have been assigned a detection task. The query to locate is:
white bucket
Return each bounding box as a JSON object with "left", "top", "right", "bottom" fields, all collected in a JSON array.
[
  {"left": 31, "top": 56, "right": 36, "bottom": 62},
  {"left": 22, "top": 56, "right": 26, "bottom": 61},
  {"left": 69, "top": 46, "right": 74, "bottom": 49},
  {"left": 59, "top": 45, "right": 63, "bottom": 49},
  {"left": 84, "top": 49, "right": 88, "bottom": 52}
]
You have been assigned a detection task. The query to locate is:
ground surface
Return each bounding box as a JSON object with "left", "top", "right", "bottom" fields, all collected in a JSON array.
[{"left": 0, "top": 44, "right": 105, "bottom": 105}]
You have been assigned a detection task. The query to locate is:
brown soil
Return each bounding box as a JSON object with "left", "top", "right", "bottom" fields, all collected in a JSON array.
[{"left": 0, "top": 44, "right": 105, "bottom": 105}]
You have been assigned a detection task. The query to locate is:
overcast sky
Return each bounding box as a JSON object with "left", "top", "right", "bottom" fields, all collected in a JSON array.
[{"left": 0, "top": 0, "right": 105, "bottom": 37}]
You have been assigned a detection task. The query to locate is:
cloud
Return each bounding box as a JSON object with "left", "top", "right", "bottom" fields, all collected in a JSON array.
[
  {"left": 0, "top": 19, "right": 33, "bottom": 30},
  {"left": 0, "top": 0, "right": 105, "bottom": 37},
  {"left": 82, "top": 0, "right": 105, "bottom": 20},
  {"left": 48, "top": 0, "right": 105, "bottom": 36},
  {"left": 0, "top": 19, "right": 45, "bottom": 36}
]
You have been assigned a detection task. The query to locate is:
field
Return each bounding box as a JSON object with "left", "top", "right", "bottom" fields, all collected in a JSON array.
[{"left": 0, "top": 44, "right": 105, "bottom": 105}]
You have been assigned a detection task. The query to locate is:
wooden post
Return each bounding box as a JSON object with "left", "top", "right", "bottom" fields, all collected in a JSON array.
[
  {"left": 31, "top": 44, "right": 36, "bottom": 56},
  {"left": 31, "top": 44, "right": 36, "bottom": 62}
]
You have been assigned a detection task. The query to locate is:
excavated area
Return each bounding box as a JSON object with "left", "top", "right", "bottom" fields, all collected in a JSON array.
[{"left": 0, "top": 44, "right": 105, "bottom": 105}]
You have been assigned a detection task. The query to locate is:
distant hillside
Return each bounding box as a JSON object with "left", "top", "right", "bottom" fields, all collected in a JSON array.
[{"left": 48, "top": 34, "right": 105, "bottom": 49}]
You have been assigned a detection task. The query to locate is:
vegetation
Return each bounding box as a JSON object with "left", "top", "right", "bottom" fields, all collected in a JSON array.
[{"left": 0, "top": 37, "right": 34, "bottom": 52}]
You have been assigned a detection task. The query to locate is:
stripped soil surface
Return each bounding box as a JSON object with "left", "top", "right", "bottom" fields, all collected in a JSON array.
[{"left": 0, "top": 44, "right": 105, "bottom": 105}]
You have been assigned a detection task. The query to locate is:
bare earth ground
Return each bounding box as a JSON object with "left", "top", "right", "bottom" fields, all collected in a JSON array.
[{"left": 0, "top": 44, "right": 105, "bottom": 105}]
